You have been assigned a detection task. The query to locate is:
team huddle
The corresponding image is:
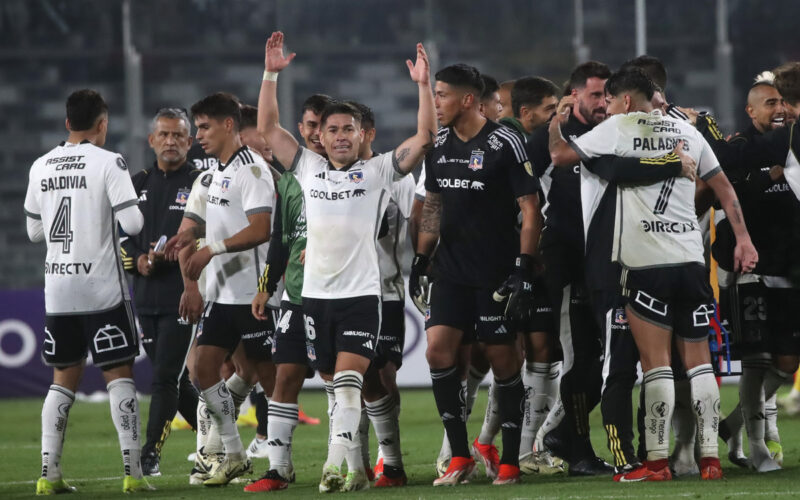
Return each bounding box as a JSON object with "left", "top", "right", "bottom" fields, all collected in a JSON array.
[{"left": 24, "top": 29, "right": 800, "bottom": 494}]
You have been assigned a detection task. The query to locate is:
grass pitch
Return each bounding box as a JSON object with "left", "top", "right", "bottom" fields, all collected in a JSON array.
[{"left": 1, "top": 385, "right": 800, "bottom": 499}]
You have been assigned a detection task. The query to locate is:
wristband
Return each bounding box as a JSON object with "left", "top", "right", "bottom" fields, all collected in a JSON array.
[
  {"left": 263, "top": 70, "right": 278, "bottom": 82},
  {"left": 207, "top": 240, "right": 227, "bottom": 256}
]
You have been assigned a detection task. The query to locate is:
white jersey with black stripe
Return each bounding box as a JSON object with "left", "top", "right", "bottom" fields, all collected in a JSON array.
[
  {"left": 291, "top": 147, "right": 404, "bottom": 299},
  {"left": 378, "top": 174, "right": 415, "bottom": 301},
  {"left": 570, "top": 109, "right": 721, "bottom": 269},
  {"left": 24, "top": 141, "right": 138, "bottom": 314},
  {"left": 205, "top": 146, "right": 274, "bottom": 305}
]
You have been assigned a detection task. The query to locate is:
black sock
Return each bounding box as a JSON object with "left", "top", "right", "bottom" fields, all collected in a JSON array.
[
  {"left": 495, "top": 373, "right": 524, "bottom": 467},
  {"left": 255, "top": 392, "right": 269, "bottom": 437},
  {"left": 430, "top": 366, "right": 469, "bottom": 458}
]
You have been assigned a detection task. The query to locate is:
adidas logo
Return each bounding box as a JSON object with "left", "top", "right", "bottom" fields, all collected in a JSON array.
[
  {"left": 437, "top": 156, "right": 447, "bottom": 164},
  {"left": 494, "top": 325, "right": 508, "bottom": 334},
  {"left": 336, "top": 432, "right": 353, "bottom": 441},
  {"left": 441, "top": 412, "right": 455, "bottom": 421},
  {"left": 362, "top": 341, "right": 373, "bottom": 349},
  {"left": 379, "top": 439, "right": 394, "bottom": 446}
]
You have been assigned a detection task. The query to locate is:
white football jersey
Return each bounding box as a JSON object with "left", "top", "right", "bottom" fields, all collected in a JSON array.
[
  {"left": 378, "top": 175, "right": 415, "bottom": 301},
  {"left": 183, "top": 169, "right": 212, "bottom": 301},
  {"left": 205, "top": 147, "right": 274, "bottom": 305},
  {"left": 414, "top": 164, "right": 426, "bottom": 201},
  {"left": 24, "top": 141, "right": 138, "bottom": 314},
  {"left": 291, "top": 147, "right": 404, "bottom": 299},
  {"left": 570, "top": 110, "right": 721, "bottom": 269}
]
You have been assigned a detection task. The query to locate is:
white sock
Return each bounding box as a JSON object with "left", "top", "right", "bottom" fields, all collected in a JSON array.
[
  {"left": 764, "top": 367, "right": 791, "bottom": 441},
  {"left": 765, "top": 393, "right": 779, "bottom": 442},
  {"left": 739, "top": 357, "right": 769, "bottom": 453},
  {"left": 325, "top": 380, "right": 335, "bottom": 447},
  {"left": 535, "top": 397, "right": 564, "bottom": 452},
  {"left": 437, "top": 431, "right": 451, "bottom": 461},
  {"left": 327, "top": 371, "right": 363, "bottom": 471},
  {"left": 366, "top": 395, "right": 402, "bottom": 468},
  {"left": 41, "top": 385, "right": 75, "bottom": 481},
  {"left": 642, "top": 367, "right": 674, "bottom": 461},
  {"left": 358, "top": 406, "right": 371, "bottom": 468},
  {"left": 478, "top": 380, "right": 501, "bottom": 444},
  {"left": 466, "top": 366, "right": 487, "bottom": 419},
  {"left": 226, "top": 373, "right": 253, "bottom": 417},
  {"left": 201, "top": 380, "right": 244, "bottom": 457},
  {"left": 267, "top": 401, "right": 298, "bottom": 478},
  {"left": 196, "top": 397, "right": 212, "bottom": 453},
  {"left": 687, "top": 364, "right": 719, "bottom": 459},
  {"left": 671, "top": 378, "right": 696, "bottom": 462},
  {"left": 107, "top": 378, "right": 143, "bottom": 478},
  {"left": 520, "top": 362, "right": 549, "bottom": 455}
]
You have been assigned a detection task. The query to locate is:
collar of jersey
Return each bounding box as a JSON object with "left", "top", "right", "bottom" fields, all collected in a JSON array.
[
  {"left": 327, "top": 158, "right": 360, "bottom": 172},
  {"left": 59, "top": 139, "right": 91, "bottom": 146},
  {"left": 218, "top": 146, "right": 249, "bottom": 172},
  {"left": 152, "top": 161, "right": 192, "bottom": 178},
  {"left": 449, "top": 120, "right": 492, "bottom": 146}
]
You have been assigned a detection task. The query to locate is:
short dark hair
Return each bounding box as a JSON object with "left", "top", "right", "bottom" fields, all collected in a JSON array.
[
  {"left": 511, "top": 76, "right": 560, "bottom": 117},
  {"left": 66, "top": 89, "right": 108, "bottom": 131},
  {"left": 239, "top": 104, "right": 258, "bottom": 130},
  {"left": 190, "top": 92, "right": 242, "bottom": 130},
  {"left": 320, "top": 101, "right": 362, "bottom": 127},
  {"left": 301, "top": 94, "right": 334, "bottom": 120},
  {"left": 480, "top": 74, "right": 500, "bottom": 101},
  {"left": 620, "top": 55, "right": 667, "bottom": 92},
  {"left": 346, "top": 101, "right": 375, "bottom": 130},
  {"left": 774, "top": 62, "right": 800, "bottom": 106},
  {"left": 435, "top": 64, "right": 485, "bottom": 95},
  {"left": 605, "top": 67, "right": 656, "bottom": 101},
  {"left": 568, "top": 61, "right": 612, "bottom": 90}
]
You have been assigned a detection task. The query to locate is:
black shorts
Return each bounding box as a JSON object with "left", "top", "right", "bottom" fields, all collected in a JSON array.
[
  {"left": 766, "top": 287, "right": 800, "bottom": 355},
  {"left": 196, "top": 302, "right": 274, "bottom": 360},
  {"left": 302, "top": 295, "right": 380, "bottom": 374},
  {"left": 43, "top": 301, "right": 139, "bottom": 368},
  {"left": 272, "top": 301, "right": 311, "bottom": 366},
  {"left": 426, "top": 278, "right": 516, "bottom": 345},
  {"left": 621, "top": 263, "right": 714, "bottom": 341},
  {"left": 526, "top": 275, "right": 556, "bottom": 334},
  {"left": 374, "top": 300, "right": 405, "bottom": 369},
  {"left": 719, "top": 280, "right": 769, "bottom": 355}
]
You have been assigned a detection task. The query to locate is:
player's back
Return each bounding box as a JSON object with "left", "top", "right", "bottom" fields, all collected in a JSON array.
[
  {"left": 601, "top": 110, "right": 719, "bottom": 267},
  {"left": 26, "top": 141, "right": 138, "bottom": 314}
]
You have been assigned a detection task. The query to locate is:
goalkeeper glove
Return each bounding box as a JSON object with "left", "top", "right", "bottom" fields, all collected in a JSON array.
[
  {"left": 409, "top": 253, "right": 431, "bottom": 315},
  {"left": 493, "top": 254, "right": 536, "bottom": 323}
]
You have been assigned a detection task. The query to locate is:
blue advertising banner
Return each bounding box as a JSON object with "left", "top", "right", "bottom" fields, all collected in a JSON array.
[{"left": 0, "top": 289, "right": 152, "bottom": 398}]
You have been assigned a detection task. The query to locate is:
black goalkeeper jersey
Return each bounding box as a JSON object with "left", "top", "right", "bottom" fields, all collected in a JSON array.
[
  {"left": 699, "top": 120, "right": 800, "bottom": 276},
  {"left": 424, "top": 120, "right": 540, "bottom": 288},
  {"left": 527, "top": 114, "right": 593, "bottom": 251}
]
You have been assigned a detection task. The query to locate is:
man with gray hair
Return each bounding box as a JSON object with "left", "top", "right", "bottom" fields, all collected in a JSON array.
[{"left": 120, "top": 107, "right": 201, "bottom": 476}]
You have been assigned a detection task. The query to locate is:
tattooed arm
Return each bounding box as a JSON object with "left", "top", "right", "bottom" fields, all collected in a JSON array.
[
  {"left": 705, "top": 170, "right": 758, "bottom": 272},
  {"left": 393, "top": 43, "right": 437, "bottom": 175},
  {"left": 416, "top": 191, "right": 441, "bottom": 257}
]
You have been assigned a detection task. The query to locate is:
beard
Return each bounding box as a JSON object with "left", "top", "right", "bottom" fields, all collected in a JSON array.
[{"left": 578, "top": 101, "right": 606, "bottom": 126}]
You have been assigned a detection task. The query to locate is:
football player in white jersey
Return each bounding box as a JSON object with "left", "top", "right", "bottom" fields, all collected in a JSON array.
[
  {"left": 24, "top": 89, "right": 151, "bottom": 494},
  {"left": 257, "top": 31, "right": 435, "bottom": 492},
  {"left": 172, "top": 93, "right": 276, "bottom": 486},
  {"left": 549, "top": 68, "right": 758, "bottom": 482},
  {"left": 346, "top": 101, "right": 415, "bottom": 486}
]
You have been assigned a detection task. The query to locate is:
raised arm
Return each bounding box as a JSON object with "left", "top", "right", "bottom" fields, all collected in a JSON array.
[
  {"left": 258, "top": 31, "right": 300, "bottom": 169},
  {"left": 393, "top": 43, "right": 437, "bottom": 175},
  {"left": 549, "top": 96, "right": 581, "bottom": 167}
]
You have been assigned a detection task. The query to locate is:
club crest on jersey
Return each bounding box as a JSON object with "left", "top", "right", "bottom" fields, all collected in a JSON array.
[
  {"left": 468, "top": 150, "right": 484, "bottom": 171},
  {"left": 221, "top": 178, "right": 231, "bottom": 193},
  {"left": 614, "top": 308, "right": 628, "bottom": 325},
  {"left": 348, "top": 170, "right": 364, "bottom": 183},
  {"left": 175, "top": 188, "right": 190, "bottom": 205}
]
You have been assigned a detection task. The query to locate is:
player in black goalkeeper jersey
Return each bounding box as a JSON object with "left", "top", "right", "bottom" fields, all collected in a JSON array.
[{"left": 412, "top": 63, "right": 541, "bottom": 486}]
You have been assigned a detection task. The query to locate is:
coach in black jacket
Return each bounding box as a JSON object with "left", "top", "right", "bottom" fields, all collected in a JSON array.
[{"left": 120, "top": 108, "right": 200, "bottom": 476}]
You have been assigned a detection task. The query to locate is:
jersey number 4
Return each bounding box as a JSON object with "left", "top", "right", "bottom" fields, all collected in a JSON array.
[{"left": 50, "top": 196, "right": 74, "bottom": 253}]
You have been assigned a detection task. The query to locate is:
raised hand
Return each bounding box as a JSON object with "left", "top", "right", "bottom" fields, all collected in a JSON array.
[
  {"left": 406, "top": 43, "right": 430, "bottom": 85},
  {"left": 265, "top": 31, "right": 296, "bottom": 72},
  {"left": 672, "top": 140, "right": 697, "bottom": 181}
]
